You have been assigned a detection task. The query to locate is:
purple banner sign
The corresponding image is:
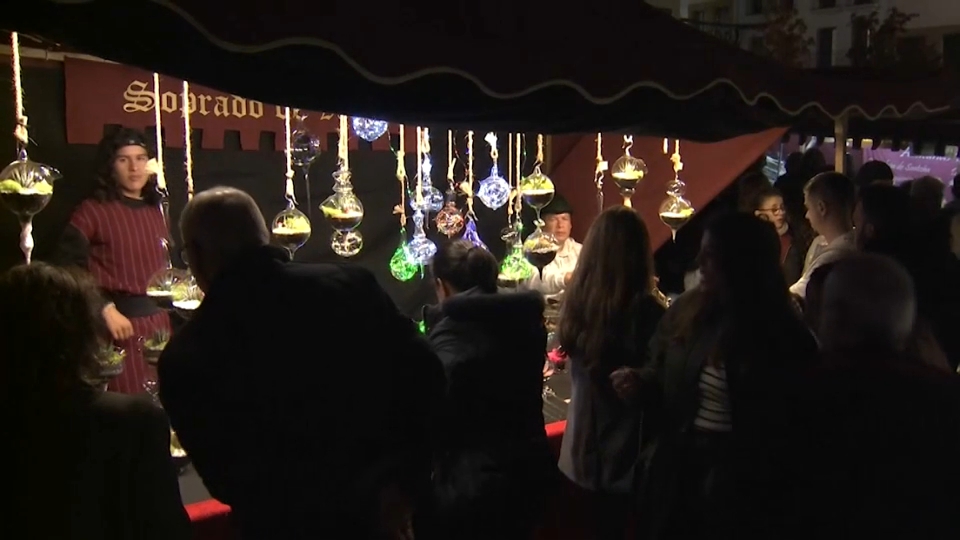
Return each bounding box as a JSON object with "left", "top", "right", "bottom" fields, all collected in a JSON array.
[{"left": 862, "top": 148, "right": 959, "bottom": 191}]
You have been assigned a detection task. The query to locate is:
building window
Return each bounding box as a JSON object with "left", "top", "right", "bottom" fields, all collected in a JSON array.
[
  {"left": 715, "top": 7, "right": 730, "bottom": 23},
  {"left": 747, "top": 0, "right": 764, "bottom": 16},
  {"left": 944, "top": 33, "right": 960, "bottom": 71},
  {"left": 817, "top": 0, "right": 837, "bottom": 8},
  {"left": 853, "top": 0, "right": 875, "bottom": 5},
  {"left": 817, "top": 27, "right": 836, "bottom": 68},
  {"left": 852, "top": 16, "right": 870, "bottom": 51}
]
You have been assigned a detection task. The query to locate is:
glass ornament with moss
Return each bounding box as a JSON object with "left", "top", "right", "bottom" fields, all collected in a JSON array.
[
  {"left": 389, "top": 230, "right": 419, "bottom": 282},
  {"left": 522, "top": 228, "right": 561, "bottom": 272},
  {"left": 611, "top": 154, "right": 648, "bottom": 207},
  {"left": 0, "top": 159, "right": 59, "bottom": 219},
  {"left": 271, "top": 204, "right": 312, "bottom": 257},
  {"left": 322, "top": 169, "right": 365, "bottom": 258},
  {"left": 96, "top": 345, "right": 126, "bottom": 381},
  {"left": 498, "top": 243, "right": 536, "bottom": 290},
  {"left": 143, "top": 328, "right": 170, "bottom": 366},
  {"left": 171, "top": 275, "right": 204, "bottom": 319},
  {"left": 146, "top": 238, "right": 188, "bottom": 309},
  {"left": 658, "top": 176, "right": 695, "bottom": 241}
]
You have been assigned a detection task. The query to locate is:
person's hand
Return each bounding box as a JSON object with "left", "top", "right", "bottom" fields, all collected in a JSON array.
[
  {"left": 543, "top": 358, "right": 556, "bottom": 379},
  {"left": 564, "top": 272, "right": 573, "bottom": 285},
  {"left": 102, "top": 303, "right": 134, "bottom": 341},
  {"left": 610, "top": 367, "right": 642, "bottom": 401},
  {"left": 377, "top": 483, "right": 415, "bottom": 540}
]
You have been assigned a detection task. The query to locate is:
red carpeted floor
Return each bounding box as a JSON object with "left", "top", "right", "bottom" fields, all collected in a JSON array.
[{"left": 185, "top": 420, "right": 594, "bottom": 540}]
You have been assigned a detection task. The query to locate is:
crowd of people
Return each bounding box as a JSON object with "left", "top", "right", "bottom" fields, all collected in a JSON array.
[{"left": 4, "top": 131, "right": 960, "bottom": 540}]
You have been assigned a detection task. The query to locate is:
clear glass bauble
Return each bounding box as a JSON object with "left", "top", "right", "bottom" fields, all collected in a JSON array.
[
  {"left": 658, "top": 195, "right": 695, "bottom": 241},
  {"left": 331, "top": 230, "right": 363, "bottom": 257},
  {"left": 519, "top": 169, "right": 556, "bottom": 210},
  {"left": 477, "top": 173, "right": 511, "bottom": 210},
  {"left": 0, "top": 158, "right": 61, "bottom": 219},
  {"left": 271, "top": 205, "right": 312, "bottom": 256},
  {"left": 146, "top": 267, "right": 188, "bottom": 309},
  {"left": 522, "top": 228, "right": 562, "bottom": 271},
  {"left": 389, "top": 236, "right": 419, "bottom": 282},
  {"left": 171, "top": 274, "right": 204, "bottom": 319},
  {"left": 291, "top": 120, "right": 321, "bottom": 170},
  {"left": 321, "top": 175, "right": 364, "bottom": 232},
  {"left": 351, "top": 117, "right": 389, "bottom": 142},
  {"left": 409, "top": 185, "right": 443, "bottom": 213},
  {"left": 406, "top": 234, "right": 437, "bottom": 265},
  {"left": 611, "top": 155, "right": 648, "bottom": 197},
  {"left": 435, "top": 201, "right": 464, "bottom": 237},
  {"left": 96, "top": 344, "right": 125, "bottom": 382},
  {"left": 461, "top": 218, "right": 488, "bottom": 250},
  {"left": 143, "top": 328, "right": 170, "bottom": 366}
]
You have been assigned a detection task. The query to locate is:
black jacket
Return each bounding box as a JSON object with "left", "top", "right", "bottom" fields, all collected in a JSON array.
[
  {"left": 159, "top": 246, "right": 444, "bottom": 540},
  {"left": 422, "top": 288, "right": 554, "bottom": 539},
  {"left": 6, "top": 389, "right": 190, "bottom": 540}
]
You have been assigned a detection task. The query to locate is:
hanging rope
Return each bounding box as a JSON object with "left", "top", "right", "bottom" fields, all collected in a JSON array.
[
  {"left": 181, "top": 81, "right": 194, "bottom": 200},
  {"left": 595, "top": 132, "right": 605, "bottom": 211},
  {"left": 283, "top": 107, "right": 297, "bottom": 205},
  {"left": 395, "top": 125, "right": 407, "bottom": 226},
  {"left": 338, "top": 115, "right": 349, "bottom": 171},
  {"left": 10, "top": 32, "right": 27, "bottom": 158},
  {"left": 515, "top": 133, "right": 522, "bottom": 217},
  {"left": 151, "top": 73, "right": 166, "bottom": 193},
  {"left": 464, "top": 131, "right": 475, "bottom": 218}
]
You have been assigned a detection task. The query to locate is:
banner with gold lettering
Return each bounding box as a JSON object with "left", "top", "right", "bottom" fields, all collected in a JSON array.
[{"left": 64, "top": 58, "right": 399, "bottom": 151}]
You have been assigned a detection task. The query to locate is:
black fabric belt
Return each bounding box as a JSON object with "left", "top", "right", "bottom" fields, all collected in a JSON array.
[{"left": 108, "top": 294, "right": 160, "bottom": 319}]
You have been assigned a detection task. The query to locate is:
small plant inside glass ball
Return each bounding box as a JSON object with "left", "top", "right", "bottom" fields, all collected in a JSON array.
[
  {"left": 331, "top": 230, "right": 364, "bottom": 257},
  {"left": 611, "top": 155, "right": 648, "bottom": 194},
  {"left": 271, "top": 206, "right": 312, "bottom": 253},
  {"left": 0, "top": 159, "right": 60, "bottom": 219},
  {"left": 519, "top": 170, "right": 556, "bottom": 210}
]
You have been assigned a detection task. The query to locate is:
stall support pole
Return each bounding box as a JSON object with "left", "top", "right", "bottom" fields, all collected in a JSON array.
[{"left": 834, "top": 116, "right": 848, "bottom": 174}]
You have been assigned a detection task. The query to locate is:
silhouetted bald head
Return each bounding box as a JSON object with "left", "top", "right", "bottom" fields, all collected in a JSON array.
[
  {"left": 180, "top": 186, "right": 270, "bottom": 291},
  {"left": 819, "top": 253, "right": 916, "bottom": 356}
]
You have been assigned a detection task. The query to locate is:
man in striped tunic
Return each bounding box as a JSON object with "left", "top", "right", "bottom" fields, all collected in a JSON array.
[{"left": 55, "top": 128, "right": 170, "bottom": 394}]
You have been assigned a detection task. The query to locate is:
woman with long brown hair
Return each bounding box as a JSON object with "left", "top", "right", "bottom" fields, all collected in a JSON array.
[{"left": 556, "top": 206, "right": 667, "bottom": 540}]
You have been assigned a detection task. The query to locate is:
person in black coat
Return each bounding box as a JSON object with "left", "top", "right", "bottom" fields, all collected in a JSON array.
[
  {"left": 158, "top": 187, "right": 444, "bottom": 540},
  {"left": 419, "top": 239, "right": 554, "bottom": 540},
  {"left": 2, "top": 262, "right": 189, "bottom": 540}
]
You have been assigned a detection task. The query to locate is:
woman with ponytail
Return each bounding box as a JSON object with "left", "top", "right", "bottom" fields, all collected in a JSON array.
[{"left": 418, "top": 239, "right": 554, "bottom": 540}]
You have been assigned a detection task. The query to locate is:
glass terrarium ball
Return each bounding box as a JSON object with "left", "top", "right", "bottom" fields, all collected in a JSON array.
[
  {"left": 498, "top": 248, "right": 536, "bottom": 289},
  {"left": 658, "top": 195, "right": 695, "bottom": 238},
  {"left": 435, "top": 201, "right": 465, "bottom": 237},
  {"left": 146, "top": 267, "right": 188, "bottom": 308},
  {"left": 96, "top": 344, "right": 126, "bottom": 381},
  {"left": 271, "top": 206, "right": 312, "bottom": 254},
  {"left": 389, "top": 241, "right": 419, "bottom": 282},
  {"left": 171, "top": 274, "right": 204, "bottom": 318},
  {"left": 409, "top": 185, "right": 444, "bottom": 213},
  {"left": 519, "top": 170, "right": 556, "bottom": 210},
  {"left": 407, "top": 235, "right": 437, "bottom": 265},
  {"left": 143, "top": 328, "right": 171, "bottom": 366},
  {"left": 523, "top": 229, "right": 562, "bottom": 271},
  {"left": 477, "top": 173, "right": 511, "bottom": 210},
  {"left": 291, "top": 126, "right": 321, "bottom": 169},
  {"left": 0, "top": 158, "right": 61, "bottom": 219},
  {"left": 611, "top": 155, "right": 648, "bottom": 195},
  {"left": 321, "top": 191, "right": 364, "bottom": 232},
  {"left": 331, "top": 230, "right": 363, "bottom": 257},
  {"left": 351, "top": 117, "right": 389, "bottom": 142}
]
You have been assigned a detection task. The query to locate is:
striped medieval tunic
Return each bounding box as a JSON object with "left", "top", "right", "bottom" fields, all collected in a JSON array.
[
  {"left": 693, "top": 364, "right": 733, "bottom": 433},
  {"left": 59, "top": 197, "right": 171, "bottom": 394}
]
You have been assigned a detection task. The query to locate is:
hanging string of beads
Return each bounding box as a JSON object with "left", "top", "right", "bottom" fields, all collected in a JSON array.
[
  {"left": 269, "top": 107, "right": 312, "bottom": 258},
  {"left": 390, "top": 125, "right": 418, "bottom": 281},
  {"left": 320, "top": 115, "right": 364, "bottom": 257},
  {"left": 0, "top": 32, "right": 60, "bottom": 265},
  {"left": 611, "top": 134, "right": 647, "bottom": 208}
]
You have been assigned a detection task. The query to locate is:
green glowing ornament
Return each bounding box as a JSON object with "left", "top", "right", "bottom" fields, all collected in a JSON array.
[
  {"left": 389, "top": 230, "right": 419, "bottom": 282},
  {"left": 499, "top": 243, "right": 535, "bottom": 283},
  {"left": 417, "top": 320, "right": 426, "bottom": 334}
]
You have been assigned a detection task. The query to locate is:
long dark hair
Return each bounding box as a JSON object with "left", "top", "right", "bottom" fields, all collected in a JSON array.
[
  {"left": 0, "top": 263, "right": 106, "bottom": 404},
  {"left": 430, "top": 239, "right": 498, "bottom": 294},
  {"left": 558, "top": 206, "right": 654, "bottom": 370},
  {"left": 92, "top": 127, "right": 161, "bottom": 205}
]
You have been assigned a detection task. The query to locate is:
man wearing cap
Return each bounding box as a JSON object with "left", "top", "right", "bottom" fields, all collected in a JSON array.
[
  {"left": 55, "top": 127, "right": 170, "bottom": 395},
  {"left": 537, "top": 193, "right": 581, "bottom": 300}
]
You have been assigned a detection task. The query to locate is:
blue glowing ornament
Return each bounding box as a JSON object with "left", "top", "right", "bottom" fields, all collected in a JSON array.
[
  {"left": 351, "top": 117, "right": 389, "bottom": 142},
  {"left": 478, "top": 167, "right": 511, "bottom": 210},
  {"left": 407, "top": 210, "right": 437, "bottom": 264},
  {"left": 461, "top": 218, "right": 487, "bottom": 250}
]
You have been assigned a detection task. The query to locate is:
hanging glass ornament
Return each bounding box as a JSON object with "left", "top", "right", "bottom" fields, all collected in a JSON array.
[
  {"left": 410, "top": 185, "right": 443, "bottom": 213},
  {"left": 659, "top": 179, "right": 695, "bottom": 241},
  {"left": 95, "top": 344, "right": 126, "bottom": 383},
  {"left": 0, "top": 158, "right": 60, "bottom": 264},
  {"left": 519, "top": 166, "right": 560, "bottom": 271},
  {"left": 271, "top": 204, "right": 312, "bottom": 257},
  {"left": 171, "top": 273, "right": 204, "bottom": 319},
  {"left": 435, "top": 199, "right": 464, "bottom": 237},
  {"left": 406, "top": 209, "right": 437, "bottom": 265},
  {"left": 291, "top": 116, "right": 321, "bottom": 170},
  {"left": 146, "top": 238, "right": 188, "bottom": 309},
  {"left": 611, "top": 154, "right": 648, "bottom": 206},
  {"left": 321, "top": 169, "right": 365, "bottom": 257},
  {"left": 389, "top": 231, "right": 419, "bottom": 282},
  {"left": 498, "top": 242, "right": 536, "bottom": 289},
  {"left": 477, "top": 170, "right": 510, "bottom": 210},
  {"left": 461, "top": 217, "right": 488, "bottom": 250},
  {"left": 351, "top": 117, "right": 389, "bottom": 142},
  {"left": 143, "top": 328, "right": 170, "bottom": 367},
  {"left": 523, "top": 228, "right": 561, "bottom": 272},
  {"left": 519, "top": 169, "right": 556, "bottom": 211}
]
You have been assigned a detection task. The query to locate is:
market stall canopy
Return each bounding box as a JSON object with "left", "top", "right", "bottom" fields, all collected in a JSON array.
[{"left": 3, "top": 0, "right": 957, "bottom": 139}]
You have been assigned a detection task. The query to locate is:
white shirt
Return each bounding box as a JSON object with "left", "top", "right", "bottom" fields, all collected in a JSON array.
[
  {"left": 789, "top": 231, "right": 856, "bottom": 299},
  {"left": 535, "top": 238, "right": 582, "bottom": 300}
]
